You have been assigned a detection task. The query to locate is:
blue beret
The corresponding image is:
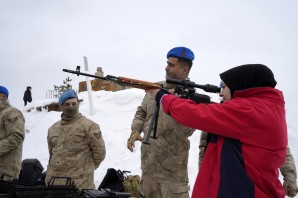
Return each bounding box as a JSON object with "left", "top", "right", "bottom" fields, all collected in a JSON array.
[
  {"left": 58, "top": 90, "right": 78, "bottom": 105},
  {"left": 0, "top": 86, "right": 9, "bottom": 97},
  {"left": 166, "top": 47, "right": 195, "bottom": 61}
]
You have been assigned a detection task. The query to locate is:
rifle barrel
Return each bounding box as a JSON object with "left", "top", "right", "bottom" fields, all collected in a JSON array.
[
  {"left": 63, "top": 68, "right": 166, "bottom": 91},
  {"left": 166, "top": 78, "right": 220, "bottom": 93},
  {"left": 63, "top": 69, "right": 107, "bottom": 80}
]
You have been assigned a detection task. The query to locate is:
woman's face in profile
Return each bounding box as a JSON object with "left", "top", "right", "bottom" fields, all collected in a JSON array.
[{"left": 219, "top": 81, "right": 231, "bottom": 102}]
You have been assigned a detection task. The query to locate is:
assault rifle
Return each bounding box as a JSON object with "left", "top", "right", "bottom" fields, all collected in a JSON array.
[
  {"left": 0, "top": 176, "right": 132, "bottom": 198},
  {"left": 63, "top": 66, "right": 167, "bottom": 92},
  {"left": 62, "top": 66, "right": 221, "bottom": 144}
]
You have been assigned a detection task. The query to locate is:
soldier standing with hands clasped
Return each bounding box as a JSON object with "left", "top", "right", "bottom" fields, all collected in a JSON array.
[{"left": 45, "top": 90, "right": 106, "bottom": 190}]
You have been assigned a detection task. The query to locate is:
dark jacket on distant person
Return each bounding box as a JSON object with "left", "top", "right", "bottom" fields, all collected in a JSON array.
[{"left": 23, "top": 87, "right": 32, "bottom": 103}]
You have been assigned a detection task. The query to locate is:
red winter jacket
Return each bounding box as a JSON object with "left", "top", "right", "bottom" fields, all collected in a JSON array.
[{"left": 161, "top": 87, "right": 287, "bottom": 198}]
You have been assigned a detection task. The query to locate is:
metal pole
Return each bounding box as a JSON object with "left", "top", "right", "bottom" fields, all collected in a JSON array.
[{"left": 83, "top": 56, "right": 95, "bottom": 115}]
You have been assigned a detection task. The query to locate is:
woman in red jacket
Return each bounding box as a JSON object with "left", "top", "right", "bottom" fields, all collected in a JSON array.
[{"left": 147, "top": 64, "right": 287, "bottom": 198}]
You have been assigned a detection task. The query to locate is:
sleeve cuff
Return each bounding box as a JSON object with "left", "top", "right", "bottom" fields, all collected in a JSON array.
[{"left": 155, "top": 89, "right": 168, "bottom": 103}]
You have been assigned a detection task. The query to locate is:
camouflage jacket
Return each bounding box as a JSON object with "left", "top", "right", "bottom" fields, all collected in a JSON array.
[
  {"left": 0, "top": 101, "right": 25, "bottom": 181},
  {"left": 199, "top": 131, "right": 297, "bottom": 182},
  {"left": 130, "top": 90, "right": 195, "bottom": 183},
  {"left": 46, "top": 112, "right": 106, "bottom": 189}
]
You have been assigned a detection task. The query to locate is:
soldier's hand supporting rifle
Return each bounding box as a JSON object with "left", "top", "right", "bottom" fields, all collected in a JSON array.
[{"left": 127, "top": 89, "right": 175, "bottom": 152}]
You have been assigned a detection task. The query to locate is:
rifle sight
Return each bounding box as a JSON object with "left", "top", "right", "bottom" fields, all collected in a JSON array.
[
  {"left": 166, "top": 78, "right": 221, "bottom": 93},
  {"left": 166, "top": 78, "right": 221, "bottom": 104}
]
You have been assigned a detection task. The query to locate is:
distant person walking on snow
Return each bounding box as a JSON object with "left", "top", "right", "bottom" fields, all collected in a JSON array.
[
  {"left": 23, "top": 86, "right": 32, "bottom": 106},
  {"left": 0, "top": 86, "right": 25, "bottom": 181}
]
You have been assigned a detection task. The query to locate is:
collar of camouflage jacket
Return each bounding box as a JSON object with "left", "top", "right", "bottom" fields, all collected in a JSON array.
[
  {"left": 0, "top": 100, "right": 9, "bottom": 111},
  {"left": 61, "top": 112, "right": 82, "bottom": 124}
]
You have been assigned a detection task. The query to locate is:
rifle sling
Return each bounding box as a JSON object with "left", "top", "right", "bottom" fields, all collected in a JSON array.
[{"left": 142, "top": 103, "right": 160, "bottom": 144}]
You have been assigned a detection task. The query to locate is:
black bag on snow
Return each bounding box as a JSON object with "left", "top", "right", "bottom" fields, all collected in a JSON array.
[
  {"left": 18, "top": 158, "right": 45, "bottom": 186},
  {"left": 0, "top": 174, "right": 14, "bottom": 194},
  {"left": 98, "top": 169, "right": 125, "bottom": 192}
]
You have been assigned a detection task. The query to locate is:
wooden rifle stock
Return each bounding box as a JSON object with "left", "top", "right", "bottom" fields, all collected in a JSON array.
[{"left": 117, "top": 76, "right": 162, "bottom": 90}]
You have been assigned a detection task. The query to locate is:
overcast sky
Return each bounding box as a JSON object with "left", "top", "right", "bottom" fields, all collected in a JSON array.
[{"left": 1, "top": 0, "right": 297, "bottom": 108}]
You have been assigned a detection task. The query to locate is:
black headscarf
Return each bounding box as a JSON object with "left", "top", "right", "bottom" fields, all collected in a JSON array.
[{"left": 219, "top": 64, "right": 277, "bottom": 97}]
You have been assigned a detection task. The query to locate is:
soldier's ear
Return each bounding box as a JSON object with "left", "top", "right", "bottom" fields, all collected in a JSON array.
[{"left": 182, "top": 66, "right": 190, "bottom": 75}]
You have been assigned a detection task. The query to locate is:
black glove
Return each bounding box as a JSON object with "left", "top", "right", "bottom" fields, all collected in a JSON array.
[{"left": 155, "top": 89, "right": 168, "bottom": 103}]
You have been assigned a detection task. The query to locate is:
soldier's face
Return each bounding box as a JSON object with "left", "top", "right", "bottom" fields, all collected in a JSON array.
[
  {"left": 165, "top": 57, "right": 189, "bottom": 80},
  {"left": 60, "top": 98, "right": 79, "bottom": 117},
  {"left": 0, "top": 93, "right": 8, "bottom": 103}
]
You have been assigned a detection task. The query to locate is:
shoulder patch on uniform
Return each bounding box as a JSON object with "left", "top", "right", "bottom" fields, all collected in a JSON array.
[{"left": 94, "top": 130, "right": 102, "bottom": 138}]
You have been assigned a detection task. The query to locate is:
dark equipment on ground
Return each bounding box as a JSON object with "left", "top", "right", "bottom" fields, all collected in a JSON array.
[
  {"left": 0, "top": 159, "right": 137, "bottom": 198},
  {"left": 98, "top": 168, "right": 143, "bottom": 198},
  {"left": 98, "top": 169, "right": 127, "bottom": 193},
  {"left": 0, "top": 175, "right": 80, "bottom": 198},
  {"left": 18, "top": 159, "right": 45, "bottom": 186},
  {"left": 80, "top": 189, "right": 131, "bottom": 198}
]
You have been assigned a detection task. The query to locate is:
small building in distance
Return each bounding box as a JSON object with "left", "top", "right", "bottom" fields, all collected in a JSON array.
[{"left": 78, "top": 67, "right": 128, "bottom": 92}]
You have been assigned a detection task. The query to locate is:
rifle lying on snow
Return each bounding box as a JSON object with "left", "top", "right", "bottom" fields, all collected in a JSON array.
[
  {"left": 0, "top": 176, "right": 132, "bottom": 198},
  {"left": 63, "top": 66, "right": 221, "bottom": 144},
  {"left": 0, "top": 176, "right": 80, "bottom": 198}
]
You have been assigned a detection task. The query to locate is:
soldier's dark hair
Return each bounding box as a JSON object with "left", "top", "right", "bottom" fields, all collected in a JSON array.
[{"left": 178, "top": 57, "right": 193, "bottom": 69}]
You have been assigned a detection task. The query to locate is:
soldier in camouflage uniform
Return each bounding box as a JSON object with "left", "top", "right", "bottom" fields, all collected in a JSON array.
[
  {"left": 45, "top": 90, "right": 106, "bottom": 190},
  {"left": 127, "top": 47, "right": 196, "bottom": 198},
  {"left": 0, "top": 86, "right": 25, "bottom": 181},
  {"left": 198, "top": 127, "right": 298, "bottom": 197}
]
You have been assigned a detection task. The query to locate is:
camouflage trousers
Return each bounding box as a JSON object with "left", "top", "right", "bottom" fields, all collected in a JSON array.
[{"left": 141, "top": 173, "right": 189, "bottom": 198}]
